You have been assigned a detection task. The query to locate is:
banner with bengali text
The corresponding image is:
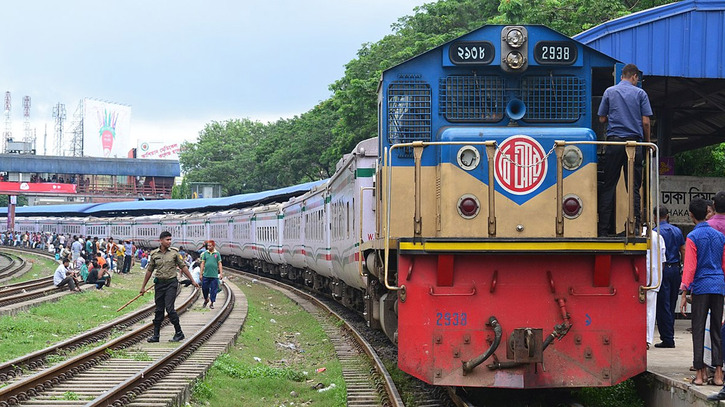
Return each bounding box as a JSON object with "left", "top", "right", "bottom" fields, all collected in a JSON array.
[{"left": 0, "top": 182, "right": 77, "bottom": 194}]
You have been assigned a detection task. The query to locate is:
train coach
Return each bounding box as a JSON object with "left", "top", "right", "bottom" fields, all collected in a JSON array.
[{"left": 1, "top": 24, "right": 660, "bottom": 391}]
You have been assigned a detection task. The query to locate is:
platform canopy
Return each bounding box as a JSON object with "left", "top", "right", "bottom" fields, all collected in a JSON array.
[
  {"left": 0, "top": 154, "right": 180, "bottom": 177},
  {"left": 0, "top": 179, "right": 327, "bottom": 217},
  {"left": 575, "top": 0, "right": 725, "bottom": 155}
]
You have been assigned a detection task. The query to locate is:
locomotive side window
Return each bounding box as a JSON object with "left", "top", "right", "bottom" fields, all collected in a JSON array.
[{"left": 388, "top": 80, "right": 431, "bottom": 158}]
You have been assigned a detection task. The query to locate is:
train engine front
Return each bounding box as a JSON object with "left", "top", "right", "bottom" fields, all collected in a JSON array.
[{"left": 367, "top": 25, "right": 650, "bottom": 388}]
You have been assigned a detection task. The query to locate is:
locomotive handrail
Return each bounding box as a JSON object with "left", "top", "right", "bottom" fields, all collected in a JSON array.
[
  {"left": 384, "top": 140, "right": 497, "bottom": 291},
  {"left": 384, "top": 139, "right": 660, "bottom": 293},
  {"left": 559, "top": 140, "right": 663, "bottom": 293}
]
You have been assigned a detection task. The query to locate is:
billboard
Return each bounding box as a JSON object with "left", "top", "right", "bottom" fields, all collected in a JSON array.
[
  {"left": 137, "top": 141, "right": 180, "bottom": 160},
  {"left": 0, "top": 182, "right": 77, "bottom": 194},
  {"left": 83, "top": 98, "right": 132, "bottom": 158}
]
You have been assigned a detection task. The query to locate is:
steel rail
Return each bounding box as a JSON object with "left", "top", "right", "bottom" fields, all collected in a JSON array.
[
  {"left": 0, "top": 286, "right": 178, "bottom": 382},
  {"left": 0, "top": 276, "right": 55, "bottom": 297},
  {"left": 0, "top": 283, "right": 63, "bottom": 308},
  {"left": 0, "top": 286, "right": 200, "bottom": 406},
  {"left": 86, "top": 282, "right": 233, "bottom": 406},
  {"left": 231, "top": 269, "right": 405, "bottom": 407}
]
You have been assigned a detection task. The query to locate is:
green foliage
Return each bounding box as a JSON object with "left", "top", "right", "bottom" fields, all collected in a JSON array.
[
  {"left": 0, "top": 195, "right": 28, "bottom": 208},
  {"left": 62, "top": 391, "right": 80, "bottom": 401},
  {"left": 575, "top": 379, "right": 644, "bottom": 407},
  {"left": 675, "top": 144, "right": 725, "bottom": 176},
  {"left": 192, "top": 380, "right": 214, "bottom": 400},
  {"left": 213, "top": 354, "right": 305, "bottom": 381},
  {"left": 171, "top": 177, "right": 190, "bottom": 199},
  {"left": 180, "top": 0, "right": 682, "bottom": 191}
]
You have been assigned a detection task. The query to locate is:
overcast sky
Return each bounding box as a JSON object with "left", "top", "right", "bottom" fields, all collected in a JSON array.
[{"left": 0, "top": 0, "right": 430, "bottom": 155}]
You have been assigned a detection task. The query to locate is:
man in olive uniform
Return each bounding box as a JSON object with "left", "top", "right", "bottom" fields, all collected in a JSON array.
[{"left": 140, "top": 231, "right": 200, "bottom": 342}]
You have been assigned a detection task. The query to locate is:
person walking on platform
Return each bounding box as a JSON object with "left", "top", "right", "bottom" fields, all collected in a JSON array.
[
  {"left": 597, "top": 63, "right": 653, "bottom": 236},
  {"left": 200, "top": 240, "right": 223, "bottom": 309},
  {"left": 140, "top": 231, "right": 199, "bottom": 343},
  {"left": 680, "top": 198, "right": 725, "bottom": 388},
  {"left": 654, "top": 206, "right": 686, "bottom": 348}
]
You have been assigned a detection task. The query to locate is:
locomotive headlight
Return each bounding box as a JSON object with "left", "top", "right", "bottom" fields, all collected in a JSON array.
[
  {"left": 505, "top": 28, "right": 525, "bottom": 48},
  {"left": 562, "top": 145, "right": 583, "bottom": 170},
  {"left": 505, "top": 51, "right": 526, "bottom": 70},
  {"left": 457, "top": 194, "right": 480, "bottom": 219},
  {"left": 562, "top": 194, "right": 583, "bottom": 219},
  {"left": 456, "top": 145, "right": 480, "bottom": 170}
]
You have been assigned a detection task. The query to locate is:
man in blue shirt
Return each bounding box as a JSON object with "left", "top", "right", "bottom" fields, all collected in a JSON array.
[
  {"left": 653, "top": 206, "right": 686, "bottom": 348},
  {"left": 597, "top": 63, "right": 653, "bottom": 236}
]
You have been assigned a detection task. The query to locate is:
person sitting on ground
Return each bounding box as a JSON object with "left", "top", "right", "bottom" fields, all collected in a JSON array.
[
  {"left": 95, "top": 252, "right": 106, "bottom": 268},
  {"left": 54, "top": 258, "right": 81, "bottom": 292},
  {"left": 87, "top": 262, "right": 111, "bottom": 290},
  {"left": 680, "top": 198, "right": 725, "bottom": 387},
  {"left": 80, "top": 258, "right": 90, "bottom": 282},
  {"left": 140, "top": 251, "right": 149, "bottom": 269}
]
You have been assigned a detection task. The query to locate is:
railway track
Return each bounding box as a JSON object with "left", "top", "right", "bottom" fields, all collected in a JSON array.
[
  {"left": 232, "top": 268, "right": 462, "bottom": 407},
  {"left": 0, "top": 251, "right": 31, "bottom": 283},
  {"left": 2, "top": 248, "right": 461, "bottom": 405},
  {"left": 0, "top": 249, "right": 64, "bottom": 314},
  {"left": 0, "top": 280, "right": 247, "bottom": 407}
]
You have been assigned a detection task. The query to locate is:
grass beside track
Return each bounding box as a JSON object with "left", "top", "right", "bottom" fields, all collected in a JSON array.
[
  {"left": 0, "top": 266, "right": 151, "bottom": 363},
  {"left": 191, "top": 277, "right": 346, "bottom": 407}
]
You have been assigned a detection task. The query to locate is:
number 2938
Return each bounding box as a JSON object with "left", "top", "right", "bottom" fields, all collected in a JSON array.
[{"left": 436, "top": 312, "right": 467, "bottom": 326}]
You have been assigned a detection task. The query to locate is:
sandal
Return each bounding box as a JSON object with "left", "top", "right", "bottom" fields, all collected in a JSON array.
[
  {"left": 708, "top": 377, "right": 724, "bottom": 386},
  {"left": 689, "top": 376, "right": 705, "bottom": 386}
]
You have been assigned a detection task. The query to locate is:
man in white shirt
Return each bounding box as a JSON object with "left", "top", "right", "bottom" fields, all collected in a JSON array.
[
  {"left": 54, "top": 258, "right": 80, "bottom": 292},
  {"left": 646, "top": 229, "right": 667, "bottom": 348}
]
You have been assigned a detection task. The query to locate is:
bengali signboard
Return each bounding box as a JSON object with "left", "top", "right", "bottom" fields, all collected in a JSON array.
[
  {"left": 137, "top": 141, "right": 180, "bottom": 160},
  {"left": 0, "top": 182, "right": 77, "bottom": 194},
  {"left": 83, "top": 98, "right": 132, "bottom": 158},
  {"left": 660, "top": 176, "right": 724, "bottom": 225}
]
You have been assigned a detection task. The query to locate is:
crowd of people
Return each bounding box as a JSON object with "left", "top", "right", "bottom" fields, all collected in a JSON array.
[
  {"left": 2, "top": 231, "right": 210, "bottom": 294},
  {"left": 645, "top": 193, "right": 725, "bottom": 401}
]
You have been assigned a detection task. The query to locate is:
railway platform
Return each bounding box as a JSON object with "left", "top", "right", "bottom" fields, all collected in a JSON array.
[{"left": 647, "top": 319, "right": 725, "bottom": 406}]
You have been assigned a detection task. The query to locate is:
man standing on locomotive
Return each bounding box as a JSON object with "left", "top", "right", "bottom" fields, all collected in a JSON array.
[
  {"left": 140, "top": 231, "right": 200, "bottom": 342},
  {"left": 597, "top": 63, "right": 653, "bottom": 236}
]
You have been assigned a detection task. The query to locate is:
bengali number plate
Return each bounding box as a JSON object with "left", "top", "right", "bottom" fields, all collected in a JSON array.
[{"left": 449, "top": 41, "right": 495, "bottom": 65}]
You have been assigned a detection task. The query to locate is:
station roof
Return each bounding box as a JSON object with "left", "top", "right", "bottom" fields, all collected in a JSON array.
[
  {"left": 0, "top": 179, "right": 327, "bottom": 217},
  {"left": 574, "top": 0, "right": 725, "bottom": 154},
  {"left": 0, "top": 154, "right": 180, "bottom": 177}
]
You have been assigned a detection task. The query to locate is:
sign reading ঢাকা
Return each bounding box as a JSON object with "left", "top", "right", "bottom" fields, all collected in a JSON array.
[{"left": 493, "top": 135, "right": 548, "bottom": 195}]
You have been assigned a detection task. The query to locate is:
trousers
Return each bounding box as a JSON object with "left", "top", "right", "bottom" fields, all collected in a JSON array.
[
  {"left": 153, "top": 278, "right": 181, "bottom": 330},
  {"left": 691, "top": 293, "right": 723, "bottom": 369},
  {"left": 202, "top": 276, "right": 219, "bottom": 303},
  {"left": 598, "top": 140, "right": 643, "bottom": 235},
  {"left": 656, "top": 263, "right": 682, "bottom": 345}
]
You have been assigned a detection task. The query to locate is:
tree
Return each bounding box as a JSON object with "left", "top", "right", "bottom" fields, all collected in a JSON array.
[
  {"left": 181, "top": 0, "right": 686, "bottom": 191},
  {"left": 171, "top": 178, "right": 190, "bottom": 199},
  {"left": 180, "top": 119, "right": 267, "bottom": 195},
  {"left": 676, "top": 145, "right": 725, "bottom": 177},
  {"left": 0, "top": 195, "right": 29, "bottom": 208}
]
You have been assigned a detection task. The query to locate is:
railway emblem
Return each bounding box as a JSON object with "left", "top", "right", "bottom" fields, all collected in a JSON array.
[{"left": 494, "top": 135, "right": 548, "bottom": 195}]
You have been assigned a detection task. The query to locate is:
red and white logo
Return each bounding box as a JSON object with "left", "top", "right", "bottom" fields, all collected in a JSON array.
[{"left": 494, "top": 135, "right": 548, "bottom": 195}]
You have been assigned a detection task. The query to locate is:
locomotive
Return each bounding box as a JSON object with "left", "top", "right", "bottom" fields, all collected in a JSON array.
[{"left": 3, "top": 24, "right": 657, "bottom": 389}]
